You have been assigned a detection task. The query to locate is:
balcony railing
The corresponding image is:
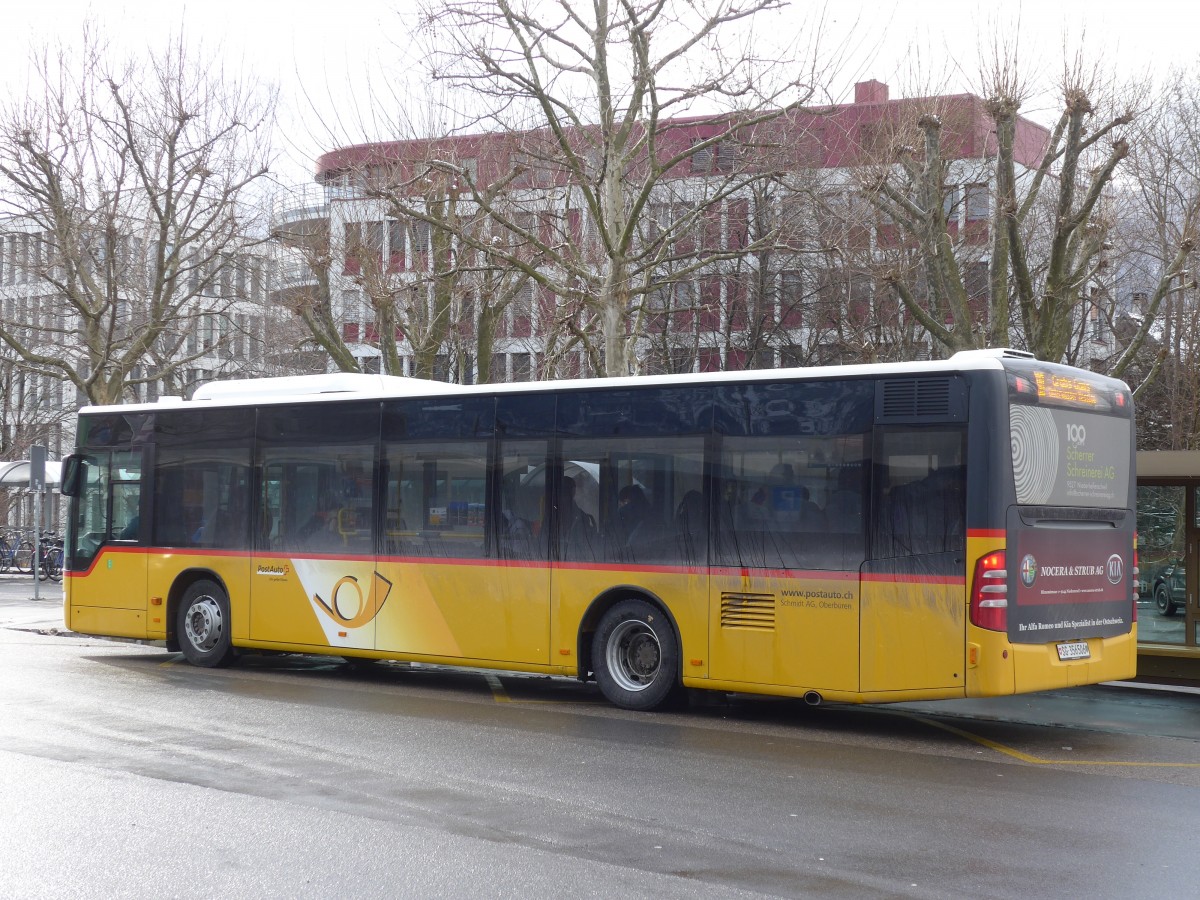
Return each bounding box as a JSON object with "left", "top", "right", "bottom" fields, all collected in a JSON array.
[{"left": 271, "top": 183, "right": 331, "bottom": 234}]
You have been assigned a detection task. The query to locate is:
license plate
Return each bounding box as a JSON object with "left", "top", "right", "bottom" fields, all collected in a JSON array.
[{"left": 1057, "top": 641, "right": 1091, "bottom": 661}]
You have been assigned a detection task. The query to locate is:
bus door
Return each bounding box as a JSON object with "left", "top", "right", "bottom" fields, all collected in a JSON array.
[
  {"left": 65, "top": 448, "right": 149, "bottom": 638},
  {"left": 251, "top": 404, "right": 379, "bottom": 653},
  {"left": 709, "top": 435, "right": 863, "bottom": 693},
  {"left": 373, "top": 438, "right": 544, "bottom": 664},
  {"left": 706, "top": 380, "right": 875, "bottom": 694},
  {"left": 860, "top": 426, "right": 968, "bottom": 694},
  {"left": 369, "top": 393, "right": 545, "bottom": 666}
]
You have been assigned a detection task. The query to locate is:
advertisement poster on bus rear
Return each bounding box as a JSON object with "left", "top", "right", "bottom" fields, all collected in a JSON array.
[
  {"left": 1009, "top": 406, "right": 1131, "bottom": 509},
  {"left": 1007, "top": 510, "right": 1131, "bottom": 643}
]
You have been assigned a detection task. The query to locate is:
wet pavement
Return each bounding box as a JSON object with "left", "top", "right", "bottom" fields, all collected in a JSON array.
[
  {"left": 5, "top": 573, "right": 1196, "bottom": 740},
  {"left": 0, "top": 574, "right": 65, "bottom": 631}
]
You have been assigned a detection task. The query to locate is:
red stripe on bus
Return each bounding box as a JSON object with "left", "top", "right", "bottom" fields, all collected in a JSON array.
[
  {"left": 860, "top": 572, "right": 965, "bottom": 585},
  {"left": 69, "top": 544, "right": 966, "bottom": 586}
]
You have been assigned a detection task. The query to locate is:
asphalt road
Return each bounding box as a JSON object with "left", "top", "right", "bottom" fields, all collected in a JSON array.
[{"left": 2, "top": 589, "right": 1199, "bottom": 899}]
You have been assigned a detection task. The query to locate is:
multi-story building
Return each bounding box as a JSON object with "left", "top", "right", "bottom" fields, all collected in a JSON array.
[
  {"left": 276, "top": 80, "right": 1120, "bottom": 383},
  {"left": 0, "top": 215, "right": 276, "bottom": 528}
]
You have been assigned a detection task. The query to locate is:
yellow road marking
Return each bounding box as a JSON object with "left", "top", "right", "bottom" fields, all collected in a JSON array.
[
  {"left": 485, "top": 674, "right": 511, "bottom": 702},
  {"left": 484, "top": 673, "right": 595, "bottom": 705},
  {"left": 890, "top": 710, "right": 1200, "bottom": 768}
]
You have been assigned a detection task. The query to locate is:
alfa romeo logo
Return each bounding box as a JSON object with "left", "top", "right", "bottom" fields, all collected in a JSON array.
[{"left": 1020, "top": 554, "right": 1037, "bottom": 587}]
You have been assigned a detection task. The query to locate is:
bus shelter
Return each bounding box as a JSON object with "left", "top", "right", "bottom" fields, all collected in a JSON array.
[
  {"left": 1136, "top": 451, "right": 1200, "bottom": 678},
  {"left": 0, "top": 458, "right": 62, "bottom": 534}
]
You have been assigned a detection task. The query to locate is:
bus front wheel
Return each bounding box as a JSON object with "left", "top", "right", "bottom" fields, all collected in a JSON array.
[
  {"left": 177, "top": 580, "right": 236, "bottom": 668},
  {"left": 592, "top": 599, "right": 680, "bottom": 711}
]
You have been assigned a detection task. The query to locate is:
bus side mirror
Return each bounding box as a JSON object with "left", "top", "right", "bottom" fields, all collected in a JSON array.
[{"left": 61, "top": 455, "right": 83, "bottom": 497}]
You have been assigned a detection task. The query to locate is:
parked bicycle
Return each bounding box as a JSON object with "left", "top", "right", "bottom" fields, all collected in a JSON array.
[
  {"left": 37, "top": 530, "right": 64, "bottom": 583},
  {"left": 0, "top": 529, "right": 36, "bottom": 575},
  {"left": 0, "top": 533, "right": 15, "bottom": 573}
]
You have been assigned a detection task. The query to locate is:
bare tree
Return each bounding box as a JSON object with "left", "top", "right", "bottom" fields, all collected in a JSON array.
[
  {"left": 858, "top": 50, "right": 1192, "bottom": 367},
  {"left": 279, "top": 154, "right": 538, "bottom": 383},
  {"left": 399, "top": 0, "right": 827, "bottom": 376},
  {"left": 0, "top": 30, "right": 276, "bottom": 405},
  {"left": 1108, "top": 68, "right": 1200, "bottom": 447},
  {"left": 270, "top": 187, "right": 363, "bottom": 374}
]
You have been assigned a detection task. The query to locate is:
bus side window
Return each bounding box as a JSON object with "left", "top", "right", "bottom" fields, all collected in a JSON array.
[
  {"left": 873, "top": 428, "right": 965, "bottom": 558},
  {"left": 826, "top": 465, "right": 863, "bottom": 534},
  {"left": 495, "top": 441, "right": 548, "bottom": 562},
  {"left": 381, "top": 441, "right": 487, "bottom": 559},
  {"left": 114, "top": 483, "right": 141, "bottom": 541},
  {"left": 110, "top": 452, "right": 142, "bottom": 542}
]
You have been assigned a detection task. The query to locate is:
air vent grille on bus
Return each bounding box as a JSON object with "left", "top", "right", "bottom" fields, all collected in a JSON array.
[
  {"left": 720, "top": 592, "right": 776, "bottom": 631},
  {"left": 881, "top": 378, "right": 953, "bottom": 418}
]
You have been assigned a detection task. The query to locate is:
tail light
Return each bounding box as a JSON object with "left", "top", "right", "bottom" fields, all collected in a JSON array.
[
  {"left": 970, "top": 550, "right": 1008, "bottom": 631},
  {"left": 1131, "top": 539, "right": 1139, "bottom": 623}
]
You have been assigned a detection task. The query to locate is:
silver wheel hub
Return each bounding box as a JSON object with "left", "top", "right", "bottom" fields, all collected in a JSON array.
[
  {"left": 184, "top": 596, "right": 224, "bottom": 653},
  {"left": 606, "top": 620, "right": 661, "bottom": 692}
]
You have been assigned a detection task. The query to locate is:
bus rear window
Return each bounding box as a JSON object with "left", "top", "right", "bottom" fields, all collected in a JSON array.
[{"left": 1010, "top": 406, "right": 1130, "bottom": 508}]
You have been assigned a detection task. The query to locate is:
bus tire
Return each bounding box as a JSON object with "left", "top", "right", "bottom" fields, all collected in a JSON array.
[
  {"left": 592, "top": 599, "right": 680, "bottom": 711},
  {"left": 177, "top": 580, "right": 236, "bottom": 668}
]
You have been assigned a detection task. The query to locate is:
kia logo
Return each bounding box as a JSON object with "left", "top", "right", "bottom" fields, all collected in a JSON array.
[{"left": 1106, "top": 554, "right": 1123, "bottom": 585}]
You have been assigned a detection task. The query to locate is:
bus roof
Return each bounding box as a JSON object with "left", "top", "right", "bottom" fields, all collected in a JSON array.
[{"left": 78, "top": 348, "right": 1117, "bottom": 415}]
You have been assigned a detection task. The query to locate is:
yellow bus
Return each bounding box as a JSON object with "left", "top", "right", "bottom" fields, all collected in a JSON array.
[{"left": 61, "top": 349, "right": 1138, "bottom": 710}]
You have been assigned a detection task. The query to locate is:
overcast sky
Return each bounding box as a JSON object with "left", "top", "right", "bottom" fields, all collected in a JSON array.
[{"left": 2, "top": 0, "right": 1198, "bottom": 190}]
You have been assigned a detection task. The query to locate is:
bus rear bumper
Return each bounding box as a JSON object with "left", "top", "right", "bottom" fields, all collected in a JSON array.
[{"left": 967, "top": 627, "right": 1139, "bottom": 697}]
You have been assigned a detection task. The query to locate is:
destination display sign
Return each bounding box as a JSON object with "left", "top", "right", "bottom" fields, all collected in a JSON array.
[{"left": 1032, "top": 370, "right": 1101, "bottom": 408}]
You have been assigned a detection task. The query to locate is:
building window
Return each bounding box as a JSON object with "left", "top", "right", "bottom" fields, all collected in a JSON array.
[
  {"left": 410, "top": 220, "right": 431, "bottom": 255},
  {"left": 201, "top": 314, "right": 217, "bottom": 349},
  {"left": 511, "top": 282, "right": 533, "bottom": 338},
  {"left": 690, "top": 139, "right": 734, "bottom": 174},
  {"left": 387, "top": 218, "right": 406, "bottom": 267},
  {"left": 942, "top": 186, "right": 961, "bottom": 224},
  {"left": 489, "top": 353, "right": 507, "bottom": 384},
  {"left": 965, "top": 184, "right": 988, "bottom": 223},
  {"left": 367, "top": 221, "right": 384, "bottom": 257},
  {"left": 344, "top": 222, "right": 362, "bottom": 274},
  {"left": 780, "top": 270, "right": 804, "bottom": 328},
  {"left": 512, "top": 352, "right": 532, "bottom": 382}
]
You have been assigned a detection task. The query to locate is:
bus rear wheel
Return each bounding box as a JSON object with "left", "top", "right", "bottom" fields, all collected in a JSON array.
[
  {"left": 592, "top": 599, "right": 680, "bottom": 711},
  {"left": 177, "top": 580, "right": 236, "bottom": 667}
]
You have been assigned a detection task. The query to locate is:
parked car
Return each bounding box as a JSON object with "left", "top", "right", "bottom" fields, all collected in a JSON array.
[{"left": 1142, "top": 558, "right": 1187, "bottom": 616}]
